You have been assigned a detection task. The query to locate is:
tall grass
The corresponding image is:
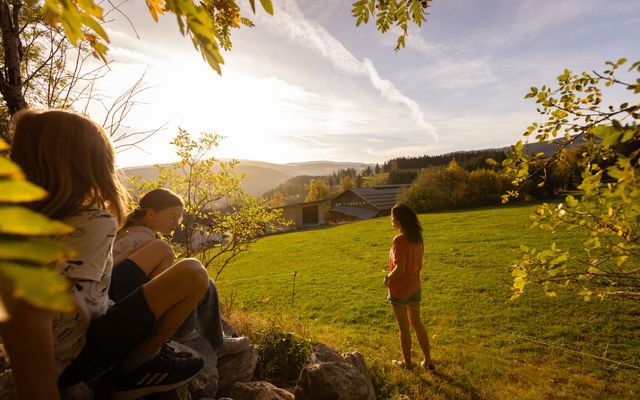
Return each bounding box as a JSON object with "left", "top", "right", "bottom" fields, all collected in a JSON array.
[{"left": 215, "top": 202, "right": 640, "bottom": 399}]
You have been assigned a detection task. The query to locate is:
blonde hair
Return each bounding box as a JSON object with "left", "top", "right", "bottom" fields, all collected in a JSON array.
[{"left": 10, "top": 109, "right": 128, "bottom": 225}]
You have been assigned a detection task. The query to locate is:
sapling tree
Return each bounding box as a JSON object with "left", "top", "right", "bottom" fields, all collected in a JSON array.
[
  {"left": 133, "top": 128, "right": 287, "bottom": 279},
  {"left": 501, "top": 58, "right": 639, "bottom": 301}
]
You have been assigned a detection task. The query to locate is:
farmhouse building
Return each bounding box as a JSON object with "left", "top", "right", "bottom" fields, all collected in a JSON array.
[
  {"left": 274, "top": 199, "right": 330, "bottom": 230},
  {"left": 330, "top": 185, "right": 410, "bottom": 222}
]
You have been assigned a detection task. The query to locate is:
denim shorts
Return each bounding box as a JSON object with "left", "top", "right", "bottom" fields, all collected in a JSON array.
[
  {"left": 387, "top": 290, "right": 422, "bottom": 306},
  {"left": 58, "top": 286, "right": 155, "bottom": 387}
]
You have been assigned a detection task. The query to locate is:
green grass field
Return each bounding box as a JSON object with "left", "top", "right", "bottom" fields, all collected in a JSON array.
[{"left": 214, "top": 202, "right": 640, "bottom": 399}]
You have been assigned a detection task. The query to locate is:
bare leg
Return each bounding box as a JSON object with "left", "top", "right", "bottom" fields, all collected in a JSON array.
[
  {"left": 127, "top": 239, "right": 175, "bottom": 279},
  {"left": 392, "top": 303, "right": 413, "bottom": 368},
  {"left": 407, "top": 301, "right": 432, "bottom": 365},
  {"left": 136, "top": 258, "right": 209, "bottom": 356},
  {"left": 1, "top": 301, "right": 60, "bottom": 400}
]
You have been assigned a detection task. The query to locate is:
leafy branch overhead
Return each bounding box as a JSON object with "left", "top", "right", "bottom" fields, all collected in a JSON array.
[
  {"left": 502, "top": 59, "right": 640, "bottom": 301},
  {"left": 352, "top": 0, "right": 431, "bottom": 51},
  {"left": 37, "top": 0, "right": 275, "bottom": 73}
]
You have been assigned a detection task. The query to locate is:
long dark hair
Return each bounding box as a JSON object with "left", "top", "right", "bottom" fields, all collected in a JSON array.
[
  {"left": 391, "top": 203, "right": 423, "bottom": 243},
  {"left": 123, "top": 188, "right": 183, "bottom": 229}
]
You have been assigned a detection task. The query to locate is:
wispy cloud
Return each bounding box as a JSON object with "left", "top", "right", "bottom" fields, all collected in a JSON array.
[{"left": 254, "top": 0, "right": 438, "bottom": 140}]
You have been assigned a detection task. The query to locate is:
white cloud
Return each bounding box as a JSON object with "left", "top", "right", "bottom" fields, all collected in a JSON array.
[{"left": 254, "top": 0, "right": 438, "bottom": 140}]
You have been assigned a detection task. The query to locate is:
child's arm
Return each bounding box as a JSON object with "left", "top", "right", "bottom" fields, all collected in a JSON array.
[{"left": 1, "top": 301, "right": 60, "bottom": 400}]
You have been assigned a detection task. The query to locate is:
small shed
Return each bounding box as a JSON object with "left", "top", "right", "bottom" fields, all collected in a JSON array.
[
  {"left": 330, "top": 185, "right": 410, "bottom": 222},
  {"left": 274, "top": 199, "right": 330, "bottom": 230}
]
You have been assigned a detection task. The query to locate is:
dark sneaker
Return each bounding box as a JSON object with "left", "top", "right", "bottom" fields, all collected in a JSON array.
[{"left": 111, "top": 342, "right": 204, "bottom": 400}]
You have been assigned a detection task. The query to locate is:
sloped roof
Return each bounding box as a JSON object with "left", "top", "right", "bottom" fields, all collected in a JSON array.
[
  {"left": 340, "top": 185, "right": 410, "bottom": 211},
  {"left": 274, "top": 199, "right": 329, "bottom": 210},
  {"left": 332, "top": 205, "right": 379, "bottom": 219}
]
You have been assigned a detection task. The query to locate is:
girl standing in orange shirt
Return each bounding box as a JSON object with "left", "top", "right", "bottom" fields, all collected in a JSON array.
[{"left": 384, "top": 203, "right": 434, "bottom": 371}]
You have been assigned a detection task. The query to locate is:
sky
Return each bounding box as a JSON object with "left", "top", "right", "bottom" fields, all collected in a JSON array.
[{"left": 82, "top": 0, "right": 640, "bottom": 168}]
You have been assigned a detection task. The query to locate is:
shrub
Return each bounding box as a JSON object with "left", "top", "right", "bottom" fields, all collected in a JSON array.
[{"left": 255, "top": 326, "right": 313, "bottom": 385}]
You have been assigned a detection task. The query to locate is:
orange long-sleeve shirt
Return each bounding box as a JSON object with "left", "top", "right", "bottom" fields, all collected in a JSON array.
[{"left": 388, "top": 234, "right": 423, "bottom": 298}]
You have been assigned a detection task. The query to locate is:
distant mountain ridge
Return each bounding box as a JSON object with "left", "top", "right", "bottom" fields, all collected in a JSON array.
[{"left": 119, "top": 160, "right": 373, "bottom": 196}]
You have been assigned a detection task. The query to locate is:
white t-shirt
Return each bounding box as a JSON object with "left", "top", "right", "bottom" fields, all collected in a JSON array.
[
  {"left": 112, "top": 225, "right": 156, "bottom": 260},
  {"left": 51, "top": 209, "right": 117, "bottom": 375}
]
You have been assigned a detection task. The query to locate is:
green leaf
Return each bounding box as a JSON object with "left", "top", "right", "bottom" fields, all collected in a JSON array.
[
  {"left": 621, "top": 129, "right": 636, "bottom": 143},
  {"left": 259, "top": 0, "right": 274, "bottom": 15},
  {"left": 512, "top": 268, "right": 527, "bottom": 278},
  {"left": 0, "top": 237, "right": 76, "bottom": 264},
  {"left": 565, "top": 195, "right": 578, "bottom": 207},
  {"left": 0, "top": 179, "right": 48, "bottom": 202},
  {"left": 0, "top": 206, "right": 73, "bottom": 236},
  {"left": 0, "top": 262, "right": 73, "bottom": 313},
  {"left": 549, "top": 254, "right": 568, "bottom": 267},
  {"left": 593, "top": 125, "right": 622, "bottom": 147}
]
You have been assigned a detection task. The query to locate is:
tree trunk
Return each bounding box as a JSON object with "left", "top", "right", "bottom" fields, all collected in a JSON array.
[{"left": 0, "top": 0, "right": 27, "bottom": 116}]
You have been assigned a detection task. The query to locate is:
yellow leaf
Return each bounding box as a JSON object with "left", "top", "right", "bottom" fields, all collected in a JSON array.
[
  {"left": 0, "top": 158, "right": 23, "bottom": 178},
  {"left": 76, "top": 0, "right": 104, "bottom": 18},
  {"left": 0, "top": 179, "right": 48, "bottom": 202},
  {"left": 0, "top": 262, "right": 73, "bottom": 313},
  {"left": 146, "top": 0, "right": 166, "bottom": 22},
  {"left": 0, "top": 296, "right": 7, "bottom": 322},
  {"left": 0, "top": 237, "right": 76, "bottom": 264},
  {"left": 80, "top": 14, "right": 109, "bottom": 42},
  {"left": 0, "top": 206, "right": 73, "bottom": 236}
]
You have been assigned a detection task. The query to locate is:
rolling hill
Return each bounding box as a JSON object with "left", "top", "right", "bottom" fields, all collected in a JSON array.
[{"left": 119, "top": 160, "right": 373, "bottom": 196}]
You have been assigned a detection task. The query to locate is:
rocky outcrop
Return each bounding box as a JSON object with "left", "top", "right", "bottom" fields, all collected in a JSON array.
[
  {"left": 217, "top": 344, "right": 259, "bottom": 391},
  {"left": 295, "top": 344, "right": 376, "bottom": 400},
  {"left": 0, "top": 330, "right": 375, "bottom": 400},
  {"left": 182, "top": 337, "right": 219, "bottom": 398},
  {"left": 224, "top": 381, "right": 295, "bottom": 400}
]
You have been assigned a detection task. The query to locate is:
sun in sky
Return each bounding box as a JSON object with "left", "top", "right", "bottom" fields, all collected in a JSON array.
[{"left": 83, "top": 0, "right": 640, "bottom": 168}]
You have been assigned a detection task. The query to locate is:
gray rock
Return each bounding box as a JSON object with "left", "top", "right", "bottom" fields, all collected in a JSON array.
[
  {"left": 181, "top": 337, "right": 219, "bottom": 398},
  {"left": 0, "top": 343, "right": 8, "bottom": 373},
  {"left": 154, "top": 385, "right": 191, "bottom": 400},
  {"left": 295, "top": 344, "right": 375, "bottom": 400},
  {"left": 0, "top": 370, "right": 16, "bottom": 400},
  {"left": 342, "top": 351, "right": 375, "bottom": 398},
  {"left": 217, "top": 344, "right": 259, "bottom": 391},
  {"left": 308, "top": 343, "right": 345, "bottom": 365},
  {"left": 225, "top": 381, "right": 294, "bottom": 400},
  {"left": 60, "top": 383, "right": 94, "bottom": 400}
]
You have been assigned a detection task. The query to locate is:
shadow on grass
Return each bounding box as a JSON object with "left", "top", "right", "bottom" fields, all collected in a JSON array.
[{"left": 416, "top": 368, "right": 486, "bottom": 400}]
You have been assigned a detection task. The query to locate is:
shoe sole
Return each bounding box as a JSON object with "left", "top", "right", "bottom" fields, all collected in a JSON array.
[
  {"left": 111, "top": 365, "right": 203, "bottom": 400},
  {"left": 216, "top": 342, "right": 250, "bottom": 358}
]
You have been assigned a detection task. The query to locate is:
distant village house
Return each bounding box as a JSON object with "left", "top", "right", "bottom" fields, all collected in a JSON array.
[
  {"left": 330, "top": 185, "right": 410, "bottom": 222},
  {"left": 274, "top": 199, "right": 330, "bottom": 230}
]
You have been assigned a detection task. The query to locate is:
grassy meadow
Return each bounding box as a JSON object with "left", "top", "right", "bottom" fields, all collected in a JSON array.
[{"left": 213, "top": 202, "right": 640, "bottom": 399}]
